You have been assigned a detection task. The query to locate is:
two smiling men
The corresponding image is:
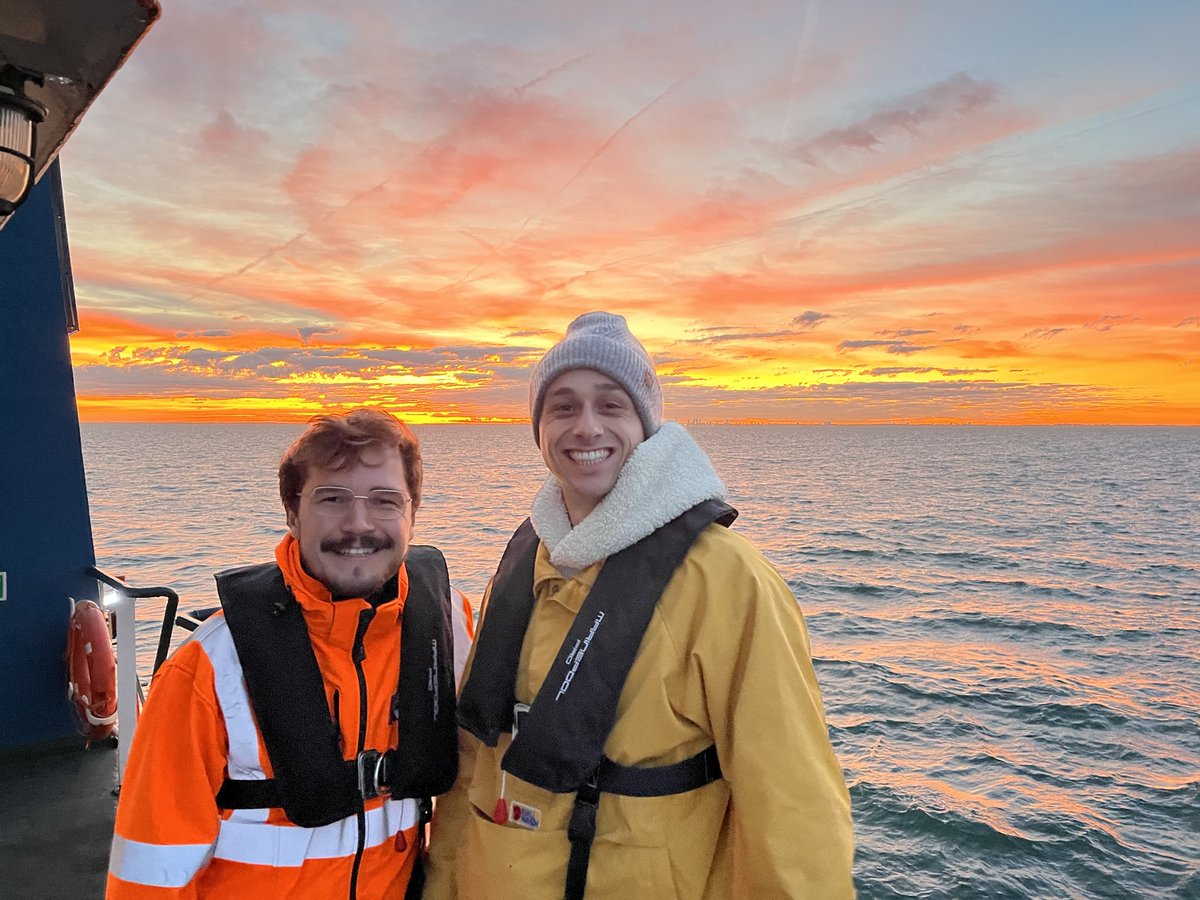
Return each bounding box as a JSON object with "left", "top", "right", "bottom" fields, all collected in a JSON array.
[{"left": 108, "top": 311, "right": 853, "bottom": 900}]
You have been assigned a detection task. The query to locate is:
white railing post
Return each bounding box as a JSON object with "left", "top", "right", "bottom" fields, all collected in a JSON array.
[{"left": 102, "top": 583, "right": 139, "bottom": 786}]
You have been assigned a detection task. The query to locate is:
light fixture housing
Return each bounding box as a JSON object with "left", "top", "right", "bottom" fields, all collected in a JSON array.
[
  {"left": 0, "top": 65, "right": 46, "bottom": 215},
  {"left": 0, "top": 0, "right": 159, "bottom": 223}
]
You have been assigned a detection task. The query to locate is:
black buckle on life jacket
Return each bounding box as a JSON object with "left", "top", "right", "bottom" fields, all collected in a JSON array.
[
  {"left": 357, "top": 748, "right": 392, "bottom": 800},
  {"left": 564, "top": 771, "right": 600, "bottom": 900}
]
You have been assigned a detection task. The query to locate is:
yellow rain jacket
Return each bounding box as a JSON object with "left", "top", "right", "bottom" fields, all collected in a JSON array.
[{"left": 427, "top": 424, "right": 855, "bottom": 898}]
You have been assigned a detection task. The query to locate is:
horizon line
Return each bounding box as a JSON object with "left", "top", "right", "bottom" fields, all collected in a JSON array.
[{"left": 77, "top": 418, "right": 1200, "bottom": 427}]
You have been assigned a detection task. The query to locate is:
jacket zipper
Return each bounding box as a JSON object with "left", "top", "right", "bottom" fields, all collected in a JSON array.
[
  {"left": 332, "top": 690, "right": 344, "bottom": 753},
  {"left": 347, "top": 605, "right": 376, "bottom": 900}
]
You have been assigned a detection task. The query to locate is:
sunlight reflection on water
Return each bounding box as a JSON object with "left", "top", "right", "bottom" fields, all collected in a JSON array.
[{"left": 81, "top": 423, "right": 1200, "bottom": 898}]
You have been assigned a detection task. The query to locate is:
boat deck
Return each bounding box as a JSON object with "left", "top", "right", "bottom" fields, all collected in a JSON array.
[{"left": 0, "top": 737, "right": 117, "bottom": 899}]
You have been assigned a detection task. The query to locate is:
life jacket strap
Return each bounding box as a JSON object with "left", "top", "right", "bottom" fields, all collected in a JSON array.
[
  {"left": 216, "top": 776, "right": 280, "bottom": 810},
  {"left": 596, "top": 743, "right": 721, "bottom": 797},
  {"left": 404, "top": 798, "right": 434, "bottom": 900},
  {"left": 218, "top": 747, "right": 409, "bottom": 809},
  {"left": 565, "top": 775, "right": 600, "bottom": 900},
  {"left": 562, "top": 744, "right": 722, "bottom": 900}
]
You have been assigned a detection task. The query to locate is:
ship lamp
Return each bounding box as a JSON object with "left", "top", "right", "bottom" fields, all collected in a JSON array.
[{"left": 0, "top": 66, "right": 46, "bottom": 216}]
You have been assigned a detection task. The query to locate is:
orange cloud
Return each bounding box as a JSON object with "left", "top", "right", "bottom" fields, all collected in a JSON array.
[{"left": 52, "top": 2, "right": 1200, "bottom": 424}]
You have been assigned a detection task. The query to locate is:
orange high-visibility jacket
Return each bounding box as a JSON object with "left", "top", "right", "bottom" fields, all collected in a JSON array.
[{"left": 107, "top": 535, "right": 474, "bottom": 899}]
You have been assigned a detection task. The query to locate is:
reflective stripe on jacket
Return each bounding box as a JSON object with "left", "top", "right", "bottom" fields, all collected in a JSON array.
[{"left": 106, "top": 535, "right": 472, "bottom": 899}]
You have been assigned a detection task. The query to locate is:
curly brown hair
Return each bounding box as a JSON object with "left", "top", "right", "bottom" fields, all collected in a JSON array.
[{"left": 279, "top": 408, "right": 423, "bottom": 518}]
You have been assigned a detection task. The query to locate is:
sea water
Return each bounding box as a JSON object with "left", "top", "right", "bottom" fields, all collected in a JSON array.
[{"left": 80, "top": 423, "right": 1200, "bottom": 898}]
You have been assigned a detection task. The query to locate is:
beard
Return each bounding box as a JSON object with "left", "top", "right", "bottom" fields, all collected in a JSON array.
[{"left": 310, "top": 534, "right": 404, "bottom": 599}]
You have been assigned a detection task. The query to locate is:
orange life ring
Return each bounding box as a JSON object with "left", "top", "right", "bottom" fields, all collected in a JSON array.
[{"left": 66, "top": 598, "right": 118, "bottom": 745}]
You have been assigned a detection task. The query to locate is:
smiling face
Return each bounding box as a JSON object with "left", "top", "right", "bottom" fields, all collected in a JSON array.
[
  {"left": 286, "top": 444, "right": 413, "bottom": 598},
  {"left": 538, "top": 368, "right": 647, "bottom": 524}
]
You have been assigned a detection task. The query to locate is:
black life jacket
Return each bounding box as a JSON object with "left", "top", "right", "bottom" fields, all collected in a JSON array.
[
  {"left": 458, "top": 500, "right": 737, "bottom": 900},
  {"left": 458, "top": 498, "right": 737, "bottom": 791},
  {"left": 213, "top": 545, "right": 458, "bottom": 829}
]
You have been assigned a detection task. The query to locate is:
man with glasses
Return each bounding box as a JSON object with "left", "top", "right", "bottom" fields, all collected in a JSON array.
[{"left": 108, "top": 408, "right": 473, "bottom": 899}]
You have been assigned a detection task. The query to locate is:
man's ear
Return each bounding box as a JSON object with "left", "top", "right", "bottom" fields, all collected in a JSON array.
[{"left": 286, "top": 506, "right": 299, "bottom": 539}]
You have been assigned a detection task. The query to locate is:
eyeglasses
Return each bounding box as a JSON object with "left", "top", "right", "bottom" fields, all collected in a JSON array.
[{"left": 302, "top": 486, "right": 412, "bottom": 519}]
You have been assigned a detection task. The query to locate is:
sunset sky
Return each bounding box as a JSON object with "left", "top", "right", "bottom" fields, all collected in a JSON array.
[{"left": 58, "top": 0, "right": 1199, "bottom": 424}]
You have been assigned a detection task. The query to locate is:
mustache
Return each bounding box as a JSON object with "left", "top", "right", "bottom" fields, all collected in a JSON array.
[{"left": 321, "top": 535, "right": 394, "bottom": 554}]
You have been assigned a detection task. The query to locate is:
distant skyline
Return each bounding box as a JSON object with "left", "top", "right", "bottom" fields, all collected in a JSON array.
[{"left": 60, "top": 1, "right": 1199, "bottom": 424}]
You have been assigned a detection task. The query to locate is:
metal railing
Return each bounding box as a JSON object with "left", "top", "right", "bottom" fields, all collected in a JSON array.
[{"left": 86, "top": 565, "right": 180, "bottom": 784}]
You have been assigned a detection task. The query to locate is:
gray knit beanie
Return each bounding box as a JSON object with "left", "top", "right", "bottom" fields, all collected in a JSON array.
[{"left": 530, "top": 311, "right": 663, "bottom": 445}]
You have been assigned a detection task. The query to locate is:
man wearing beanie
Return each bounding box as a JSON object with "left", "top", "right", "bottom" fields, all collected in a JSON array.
[{"left": 427, "top": 312, "right": 855, "bottom": 898}]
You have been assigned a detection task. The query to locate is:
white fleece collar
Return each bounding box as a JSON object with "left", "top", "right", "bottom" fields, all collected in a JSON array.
[{"left": 530, "top": 421, "right": 727, "bottom": 574}]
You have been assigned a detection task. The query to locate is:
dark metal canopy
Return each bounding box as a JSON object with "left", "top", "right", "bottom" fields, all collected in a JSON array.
[{"left": 0, "top": 0, "right": 159, "bottom": 189}]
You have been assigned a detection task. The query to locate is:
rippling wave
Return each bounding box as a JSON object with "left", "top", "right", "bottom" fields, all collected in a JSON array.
[{"left": 81, "top": 424, "right": 1200, "bottom": 897}]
